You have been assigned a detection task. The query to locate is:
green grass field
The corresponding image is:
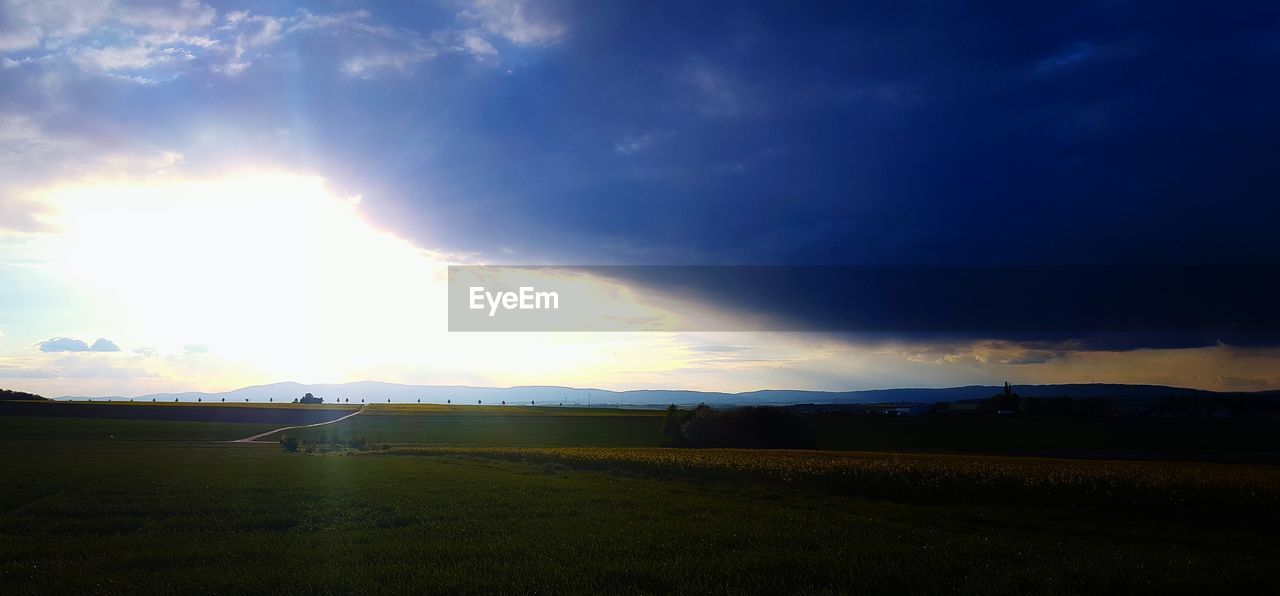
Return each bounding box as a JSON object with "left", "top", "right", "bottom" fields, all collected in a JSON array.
[
  {"left": 272, "top": 406, "right": 664, "bottom": 447},
  {"left": 272, "top": 405, "right": 1280, "bottom": 462},
  {"left": 3, "top": 439, "right": 1279, "bottom": 594},
  {"left": 0, "top": 416, "right": 281, "bottom": 441},
  {"left": 807, "top": 414, "right": 1280, "bottom": 461},
  {"left": 3, "top": 404, "right": 1279, "bottom": 593}
]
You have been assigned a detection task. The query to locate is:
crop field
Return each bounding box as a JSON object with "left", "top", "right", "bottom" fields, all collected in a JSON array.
[
  {"left": 3, "top": 404, "right": 1280, "bottom": 592},
  {"left": 0, "top": 401, "right": 358, "bottom": 425},
  {"left": 272, "top": 406, "right": 1280, "bottom": 461},
  {"left": 807, "top": 414, "right": 1280, "bottom": 462},
  {"left": 0, "top": 416, "right": 280, "bottom": 442},
  {"left": 271, "top": 408, "right": 664, "bottom": 447},
  {"left": 378, "top": 446, "right": 1280, "bottom": 517},
  {"left": 2, "top": 438, "right": 1279, "bottom": 594},
  {"left": 363, "top": 404, "right": 666, "bottom": 417}
]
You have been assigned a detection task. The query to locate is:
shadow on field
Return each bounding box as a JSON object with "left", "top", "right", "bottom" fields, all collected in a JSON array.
[{"left": 373, "top": 447, "right": 1280, "bottom": 533}]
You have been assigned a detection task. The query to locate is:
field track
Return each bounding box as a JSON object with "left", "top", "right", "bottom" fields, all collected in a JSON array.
[{"left": 232, "top": 404, "right": 368, "bottom": 443}]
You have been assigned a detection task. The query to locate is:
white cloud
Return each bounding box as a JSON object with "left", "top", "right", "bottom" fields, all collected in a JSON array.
[
  {"left": 2, "top": 2, "right": 566, "bottom": 80},
  {"left": 114, "top": 0, "right": 215, "bottom": 33},
  {"left": 614, "top": 132, "right": 672, "bottom": 155},
  {"left": 0, "top": 26, "right": 42, "bottom": 52},
  {"left": 213, "top": 13, "right": 283, "bottom": 74},
  {"left": 0, "top": 111, "right": 186, "bottom": 234},
  {"left": 136, "top": 31, "right": 218, "bottom": 48},
  {"left": 235, "top": 14, "right": 281, "bottom": 49},
  {"left": 459, "top": 0, "right": 566, "bottom": 46},
  {"left": 461, "top": 32, "right": 498, "bottom": 58},
  {"left": 678, "top": 58, "right": 766, "bottom": 118},
  {"left": 342, "top": 44, "right": 437, "bottom": 77},
  {"left": 287, "top": 10, "right": 376, "bottom": 35},
  {"left": 72, "top": 44, "right": 166, "bottom": 72},
  {"left": 0, "top": 0, "right": 114, "bottom": 50}
]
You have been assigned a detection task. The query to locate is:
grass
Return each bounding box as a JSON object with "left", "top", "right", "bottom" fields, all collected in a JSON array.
[
  {"left": 0, "top": 440, "right": 1276, "bottom": 593},
  {"left": 50, "top": 401, "right": 358, "bottom": 410},
  {"left": 3, "top": 408, "right": 1280, "bottom": 592},
  {"left": 363, "top": 404, "right": 666, "bottom": 417},
  {"left": 808, "top": 414, "right": 1280, "bottom": 461},
  {"left": 0, "top": 416, "right": 281, "bottom": 442},
  {"left": 376, "top": 447, "right": 1280, "bottom": 520},
  {"left": 275, "top": 407, "right": 1280, "bottom": 462},
  {"left": 272, "top": 409, "right": 664, "bottom": 446}
]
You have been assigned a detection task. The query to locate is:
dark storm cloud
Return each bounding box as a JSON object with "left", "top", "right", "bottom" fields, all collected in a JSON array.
[
  {"left": 419, "top": 2, "right": 1280, "bottom": 350},
  {"left": 6, "top": 1, "right": 1277, "bottom": 355},
  {"left": 372, "top": 1, "right": 1280, "bottom": 267},
  {"left": 467, "top": 265, "right": 1280, "bottom": 349}
]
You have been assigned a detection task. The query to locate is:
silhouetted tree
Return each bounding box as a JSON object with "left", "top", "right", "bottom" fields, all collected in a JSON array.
[
  {"left": 980, "top": 382, "right": 1021, "bottom": 413},
  {"left": 677, "top": 405, "right": 815, "bottom": 449},
  {"left": 662, "top": 404, "right": 684, "bottom": 447}
]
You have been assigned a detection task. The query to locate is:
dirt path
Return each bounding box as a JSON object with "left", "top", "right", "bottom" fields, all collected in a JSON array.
[{"left": 232, "top": 404, "right": 368, "bottom": 443}]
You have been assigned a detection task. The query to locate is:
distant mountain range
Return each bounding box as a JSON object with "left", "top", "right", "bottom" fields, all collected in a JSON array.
[{"left": 52, "top": 381, "right": 1280, "bottom": 407}]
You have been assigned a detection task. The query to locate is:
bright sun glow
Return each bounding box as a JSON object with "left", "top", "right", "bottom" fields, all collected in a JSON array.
[
  {"left": 24, "top": 171, "right": 698, "bottom": 388},
  {"left": 33, "top": 172, "right": 441, "bottom": 382}
]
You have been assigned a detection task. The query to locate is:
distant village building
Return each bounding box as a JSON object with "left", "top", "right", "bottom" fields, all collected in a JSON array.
[{"left": 882, "top": 402, "right": 931, "bottom": 416}]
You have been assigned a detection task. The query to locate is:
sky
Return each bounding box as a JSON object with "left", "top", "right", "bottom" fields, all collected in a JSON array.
[{"left": 1, "top": 0, "right": 1278, "bottom": 397}]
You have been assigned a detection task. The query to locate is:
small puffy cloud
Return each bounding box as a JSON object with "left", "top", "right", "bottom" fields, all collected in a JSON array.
[
  {"left": 614, "top": 131, "right": 672, "bottom": 155},
  {"left": 114, "top": 0, "right": 215, "bottom": 33},
  {"left": 679, "top": 58, "right": 764, "bottom": 118},
  {"left": 36, "top": 336, "right": 120, "bottom": 352},
  {"left": 72, "top": 44, "right": 174, "bottom": 73},
  {"left": 1034, "top": 41, "right": 1096, "bottom": 75},
  {"left": 235, "top": 14, "right": 282, "bottom": 50},
  {"left": 0, "top": 0, "right": 114, "bottom": 51},
  {"left": 183, "top": 343, "right": 208, "bottom": 354},
  {"left": 90, "top": 338, "right": 120, "bottom": 352},
  {"left": 341, "top": 45, "right": 436, "bottom": 78},
  {"left": 133, "top": 347, "right": 158, "bottom": 358},
  {"left": 459, "top": 0, "right": 566, "bottom": 46},
  {"left": 461, "top": 32, "right": 498, "bottom": 59},
  {"left": 37, "top": 336, "right": 90, "bottom": 352},
  {"left": 287, "top": 9, "right": 373, "bottom": 34}
]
